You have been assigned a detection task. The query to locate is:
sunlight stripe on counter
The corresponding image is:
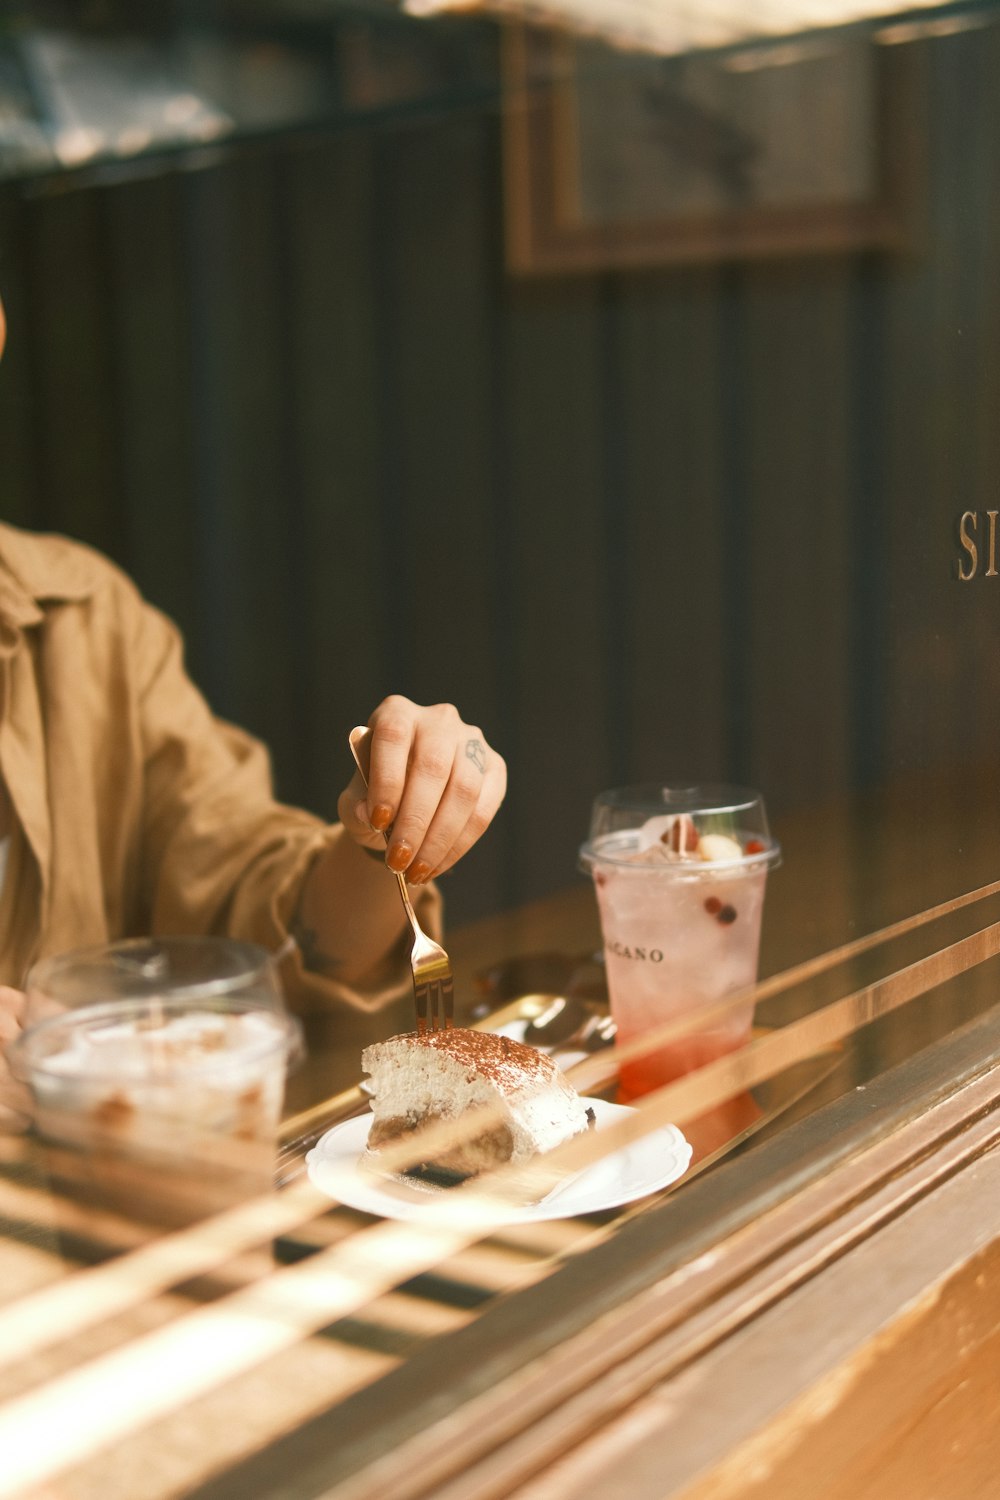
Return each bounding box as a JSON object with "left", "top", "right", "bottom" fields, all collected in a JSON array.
[
  {"left": 0, "top": 1178, "right": 328, "bottom": 1370},
  {"left": 0, "top": 1208, "right": 515, "bottom": 1498}
]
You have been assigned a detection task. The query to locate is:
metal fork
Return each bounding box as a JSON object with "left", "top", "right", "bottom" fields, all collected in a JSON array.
[{"left": 349, "top": 726, "right": 454, "bottom": 1032}]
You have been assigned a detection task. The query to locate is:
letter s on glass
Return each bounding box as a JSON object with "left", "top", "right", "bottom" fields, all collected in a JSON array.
[{"left": 957, "top": 511, "right": 978, "bottom": 581}]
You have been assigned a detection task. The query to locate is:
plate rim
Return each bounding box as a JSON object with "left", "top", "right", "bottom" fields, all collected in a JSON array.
[{"left": 305, "top": 1097, "right": 692, "bottom": 1223}]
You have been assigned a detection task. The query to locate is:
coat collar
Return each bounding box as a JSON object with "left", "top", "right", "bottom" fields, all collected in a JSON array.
[{"left": 0, "top": 524, "right": 100, "bottom": 635}]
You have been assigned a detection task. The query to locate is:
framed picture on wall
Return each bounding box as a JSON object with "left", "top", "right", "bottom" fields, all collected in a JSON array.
[{"left": 501, "top": 23, "right": 921, "bottom": 274}]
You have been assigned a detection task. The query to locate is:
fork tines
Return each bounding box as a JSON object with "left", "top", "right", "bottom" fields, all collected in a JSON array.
[{"left": 418, "top": 973, "right": 454, "bottom": 1032}]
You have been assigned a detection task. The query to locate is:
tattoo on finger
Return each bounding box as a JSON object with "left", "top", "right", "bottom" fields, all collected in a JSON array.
[{"left": 465, "top": 738, "right": 487, "bottom": 774}]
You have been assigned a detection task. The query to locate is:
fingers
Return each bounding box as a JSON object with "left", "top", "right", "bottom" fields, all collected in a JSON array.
[
  {"left": 365, "top": 698, "right": 423, "bottom": 837},
  {"left": 418, "top": 752, "right": 507, "bottom": 878},
  {"left": 349, "top": 697, "right": 506, "bottom": 879},
  {"left": 335, "top": 766, "right": 386, "bottom": 852}
]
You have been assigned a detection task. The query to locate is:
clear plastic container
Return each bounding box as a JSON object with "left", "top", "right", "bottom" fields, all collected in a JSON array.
[
  {"left": 11, "top": 937, "right": 303, "bottom": 1227},
  {"left": 580, "top": 786, "right": 780, "bottom": 1100}
]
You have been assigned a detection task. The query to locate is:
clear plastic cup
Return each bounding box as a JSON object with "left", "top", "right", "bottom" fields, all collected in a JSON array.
[
  {"left": 11, "top": 938, "right": 303, "bottom": 1232},
  {"left": 580, "top": 786, "right": 780, "bottom": 1100}
]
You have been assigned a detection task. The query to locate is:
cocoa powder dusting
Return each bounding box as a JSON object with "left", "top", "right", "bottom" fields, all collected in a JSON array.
[{"left": 393, "top": 1027, "right": 557, "bottom": 1092}]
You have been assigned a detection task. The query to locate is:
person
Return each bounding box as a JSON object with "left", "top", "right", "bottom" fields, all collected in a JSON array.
[{"left": 0, "top": 291, "right": 506, "bottom": 1128}]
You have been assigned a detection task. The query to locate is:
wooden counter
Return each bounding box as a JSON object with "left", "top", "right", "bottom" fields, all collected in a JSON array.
[{"left": 3, "top": 837, "right": 1000, "bottom": 1500}]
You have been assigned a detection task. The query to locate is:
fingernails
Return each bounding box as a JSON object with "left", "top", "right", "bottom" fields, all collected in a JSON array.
[
  {"left": 386, "top": 841, "right": 413, "bottom": 873},
  {"left": 370, "top": 804, "right": 393, "bottom": 832},
  {"left": 408, "top": 861, "right": 432, "bottom": 885}
]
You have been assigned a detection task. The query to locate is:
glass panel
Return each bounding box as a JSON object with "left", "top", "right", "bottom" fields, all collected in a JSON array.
[{"left": 1, "top": 1, "right": 999, "bottom": 1494}]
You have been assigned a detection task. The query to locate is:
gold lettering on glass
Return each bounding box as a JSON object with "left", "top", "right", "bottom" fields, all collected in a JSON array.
[
  {"left": 957, "top": 510, "right": 978, "bottom": 581},
  {"left": 987, "top": 510, "right": 999, "bottom": 576}
]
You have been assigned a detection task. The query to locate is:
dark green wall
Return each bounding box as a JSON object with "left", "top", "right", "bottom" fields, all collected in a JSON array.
[{"left": 1, "top": 15, "right": 999, "bottom": 926}]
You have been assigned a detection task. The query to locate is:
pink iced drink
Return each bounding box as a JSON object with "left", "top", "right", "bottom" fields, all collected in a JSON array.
[{"left": 585, "top": 809, "right": 777, "bottom": 1100}]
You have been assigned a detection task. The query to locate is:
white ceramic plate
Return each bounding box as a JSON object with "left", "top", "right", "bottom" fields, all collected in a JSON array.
[{"left": 305, "top": 1099, "right": 692, "bottom": 1224}]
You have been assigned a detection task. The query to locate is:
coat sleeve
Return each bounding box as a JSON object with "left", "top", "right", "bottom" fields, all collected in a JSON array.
[{"left": 129, "top": 594, "right": 441, "bottom": 1014}]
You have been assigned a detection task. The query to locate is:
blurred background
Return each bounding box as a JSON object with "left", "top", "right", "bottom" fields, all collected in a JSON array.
[{"left": 1, "top": 0, "right": 998, "bottom": 937}]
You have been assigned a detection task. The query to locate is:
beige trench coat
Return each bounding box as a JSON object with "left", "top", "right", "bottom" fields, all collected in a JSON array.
[{"left": 0, "top": 523, "right": 434, "bottom": 1012}]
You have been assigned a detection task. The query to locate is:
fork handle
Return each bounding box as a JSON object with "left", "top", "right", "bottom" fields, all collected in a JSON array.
[
  {"left": 349, "top": 726, "right": 428, "bottom": 1032},
  {"left": 348, "top": 725, "right": 407, "bottom": 884}
]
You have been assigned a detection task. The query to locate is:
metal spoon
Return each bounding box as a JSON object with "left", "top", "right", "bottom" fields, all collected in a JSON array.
[{"left": 523, "top": 996, "right": 617, "bottom": 1053}]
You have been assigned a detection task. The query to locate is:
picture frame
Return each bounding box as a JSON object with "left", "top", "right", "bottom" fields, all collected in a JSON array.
[{"left": 501, "top": 23, "right": 921, "bottom": 275}]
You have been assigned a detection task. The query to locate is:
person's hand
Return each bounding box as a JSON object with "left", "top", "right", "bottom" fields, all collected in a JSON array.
[
  {"left": 0, "top": 986, "right": 30, "bottom": 1132},
  {"left": 338, "top": 698, "right": 506, "bottom": 883}
]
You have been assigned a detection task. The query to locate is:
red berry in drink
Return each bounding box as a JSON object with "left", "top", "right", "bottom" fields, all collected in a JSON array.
[{"left": 704, "top": 896, "right": 722, "bottom": 915}]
